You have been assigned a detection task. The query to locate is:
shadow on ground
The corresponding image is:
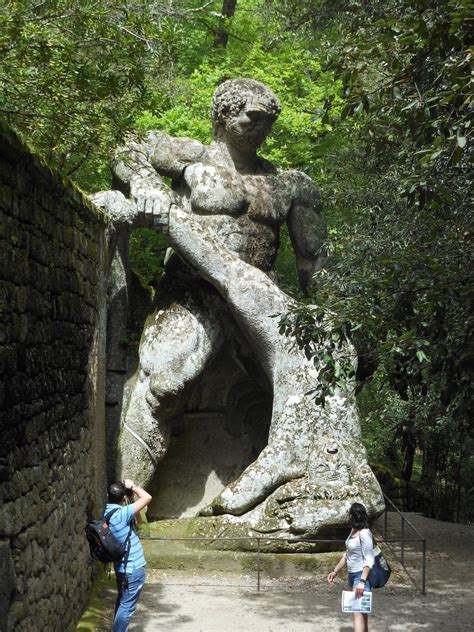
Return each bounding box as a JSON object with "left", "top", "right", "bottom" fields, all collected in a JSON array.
[{"left": 80, "top": 513, "right": 474, "bottom": 631}]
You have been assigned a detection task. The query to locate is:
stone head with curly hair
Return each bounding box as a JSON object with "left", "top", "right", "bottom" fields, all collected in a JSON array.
[{"left": 211, "top": 78, "right": 281, "bottom": 150}]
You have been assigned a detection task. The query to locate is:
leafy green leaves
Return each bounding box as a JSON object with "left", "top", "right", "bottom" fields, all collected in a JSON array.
[
  {"left": 278, "top": 305, "right": 356, "bottom": 405},
  {"left": 0, "top": 1, "right": 216, "bottom": 189},
  {"left": 273, "top": 0, "right": 473, "bottom": 519},
  {"left": 319, "top": 0, "right": 472, "bottom": 209}
]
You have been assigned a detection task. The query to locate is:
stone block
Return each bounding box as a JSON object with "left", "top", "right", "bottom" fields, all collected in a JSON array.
[
  {"left": 0, "top": 346, "right": 17, "bottom": 373},
  {"left": 0, "top": 183, "right": 12, "bottom": 208},
  {"left": 14, "top": 286, "right": 28, "bottom": 314},
  {"left": 1, "top": 246, "right": 29, "bottom": 285},
  {"left": 0, "top": 539, "right": 16, "bottom": 626},
  {"left": 1, "top": 125, "right": 108, "bottom": 631}
]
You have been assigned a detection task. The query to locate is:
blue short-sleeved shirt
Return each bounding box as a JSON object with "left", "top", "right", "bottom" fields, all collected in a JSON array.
[{"left": 105, "top": 503, "right": 146, "bottom": 573}]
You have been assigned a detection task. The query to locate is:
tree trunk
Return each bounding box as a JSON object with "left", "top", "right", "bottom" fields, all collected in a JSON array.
[
  {"left": 401, "top": 439, "right": 416, "bottom": 482},
  {"left": 400, "top": 413, "right": 416, "bottom": 482},
  {"left": 214, "top": 0, "right": 238, "bottom": 48},
  {"left": 421, "top": 446, "right": 438, "bottom": 517}
]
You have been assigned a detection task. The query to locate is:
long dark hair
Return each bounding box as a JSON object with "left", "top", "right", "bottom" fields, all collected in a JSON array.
[{"left": 349, "top": 502, "right": 369, "bottom": 530}]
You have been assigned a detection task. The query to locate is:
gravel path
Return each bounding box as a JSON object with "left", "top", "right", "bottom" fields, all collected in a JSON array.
[{"left": 93, "top": 513, "right": 474, "bottom": 631}]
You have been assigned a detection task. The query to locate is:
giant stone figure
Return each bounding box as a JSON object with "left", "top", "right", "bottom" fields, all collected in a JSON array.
[{"left": 92, "top": 78, "right": 384, "bottom": 537}]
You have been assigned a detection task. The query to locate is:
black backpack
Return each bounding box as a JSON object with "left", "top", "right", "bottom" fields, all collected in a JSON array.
[{"left": 85, "top": 508, "right": 132, "bottom": 564}]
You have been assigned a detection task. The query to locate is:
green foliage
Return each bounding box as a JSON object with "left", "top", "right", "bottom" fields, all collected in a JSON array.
[
  {"left": 135, "top": 33, "right": 338, "bottom": 176},
  {"left": 278, "top": 306, "right": 356, "bottom": 406},
  {"left": 0, "top": 1, "right": 214, "bottom": 190},
  {"left": 129, "top": 228, "right": 168, "bottom": 287},
  {"left": 275, "top": 0, "right": 473, "bottom": 520},
  {"left": 357, "top": 375, "right": 403, "bottom": 468},
  {"left": 275, "top": 225, "right": 303, "bottom": 298},
  {"left": 320, "top": 0, "right": 472, "bottom": 208},
  {"left": 3, "top": 0, "right": 471, "bottom": 520}
]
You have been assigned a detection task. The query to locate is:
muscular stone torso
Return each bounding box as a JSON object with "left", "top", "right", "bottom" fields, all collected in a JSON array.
[{"left": 173, "top": 150, "right": 294, "bottom": 273}]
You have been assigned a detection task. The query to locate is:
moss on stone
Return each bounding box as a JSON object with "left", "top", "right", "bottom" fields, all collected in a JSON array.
[
  {"left": 142, "top": 519, "right": 405, "bottom": 584},
  {"left": 142, "top": 535, "right": 344, "bottom": 578},
  {"left": 0, "top": 120, "right": 108, "bottom": 228},
  {"left": 75, "top": 569, "right": 115, "bottom": 631},
  {"left": 141, "top": 517, "right": 348, "bottom": 578}
]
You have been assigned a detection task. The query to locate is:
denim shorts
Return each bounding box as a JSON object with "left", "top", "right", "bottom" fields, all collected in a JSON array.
[{"left": 348, "top": 571, "right": 372, "bottom": 591}]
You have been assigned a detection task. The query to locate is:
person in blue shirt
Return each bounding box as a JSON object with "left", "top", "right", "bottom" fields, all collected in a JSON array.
[{"left": 105, "top": 479, "right": 152, "bottom": 632}]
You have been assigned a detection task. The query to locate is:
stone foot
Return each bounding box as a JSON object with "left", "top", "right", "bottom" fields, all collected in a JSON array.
[
  {"left": 201, "top": 462, "right": 384, "bottom": 538},
  {"left": 199, "top": 429, "right": 384, "bottom": 536},
  {"left": 199, "top": 442, "right": 306, "bottom": 516},
  {"left": 245, "top": 465, "right": 385, "bottom": 536}
]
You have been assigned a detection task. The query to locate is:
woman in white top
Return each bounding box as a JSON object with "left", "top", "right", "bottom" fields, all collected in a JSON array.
[{"left": 327, "top": 502, "right": 375, "bottom": 632}]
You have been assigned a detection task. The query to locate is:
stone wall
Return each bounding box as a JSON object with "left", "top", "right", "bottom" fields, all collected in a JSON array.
[{"left": 0, "top": 124, "right": 108, "bottom": 632}]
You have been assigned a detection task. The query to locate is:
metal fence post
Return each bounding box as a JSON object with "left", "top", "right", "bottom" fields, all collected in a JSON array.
[
  {"left": 422, "top": 539, "right": 426, "bottom": 595},
  {"left": 384, "top": 504, "right": 388, "bottom": 539},
  {"left": 257, "top": 538, "right": 261, "bottom": 592},
  {"left": 401, "top": 517, "right": 405, "bottom": 566},
  {"left": 141, "top": 509, "right": 426, "bottom": 597}
]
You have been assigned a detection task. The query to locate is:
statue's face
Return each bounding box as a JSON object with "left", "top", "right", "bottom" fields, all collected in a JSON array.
[{"left": 223, "top": 94, "right": 275, "bottom": 150}]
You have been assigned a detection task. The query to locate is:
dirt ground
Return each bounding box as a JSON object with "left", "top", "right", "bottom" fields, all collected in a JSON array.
[{"left": 90, "top": 513, "right": 474, "bottom": 631}]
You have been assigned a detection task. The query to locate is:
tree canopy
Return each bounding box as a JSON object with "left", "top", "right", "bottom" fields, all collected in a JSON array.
[
  {"left": 277, "top": 0, "right": 473, "bottom": 520},
  {"left": 1, "top": 0, "right": 472, "bottom": 520}
]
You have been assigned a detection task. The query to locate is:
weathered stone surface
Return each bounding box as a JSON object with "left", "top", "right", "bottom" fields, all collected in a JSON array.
[
  {"left": 0, "top": 539, "right": 16, "bottom": 627},
  {"left": 148, "top": 349, "right": 270, "bottom": 519},
  {"left": 162, "top": 204, "right": 384, "bottom": 534},
  {"left": 100, "top": 81, "right": 325, "bottom": 491},
  {"left": 95, "top": 79, "right": 383, "bottom": 540},
  {"left": 0, "top": 123, "right": 108, "bottom": 631}
]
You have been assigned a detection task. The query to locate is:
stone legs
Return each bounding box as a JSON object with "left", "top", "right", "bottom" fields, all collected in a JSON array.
[
  {"left": 93, "top": 191, "right": 384, "bottom": 535},
  {"left": 163, "top": 205, "right": 384, "bottom": 530},
  {"left": 118, "top": 285, "right": 225, "bottom": 487}
]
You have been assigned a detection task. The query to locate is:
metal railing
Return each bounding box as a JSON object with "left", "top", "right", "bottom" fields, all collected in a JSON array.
[
  {"left": 380, "top": 493, "right": 427, "bottom": 594},
  {"left": 140, "top": 534, "right": 347, "bottom": 592},
  {"left": 140, "top": 497, "right": 427, "bottom": 594}
]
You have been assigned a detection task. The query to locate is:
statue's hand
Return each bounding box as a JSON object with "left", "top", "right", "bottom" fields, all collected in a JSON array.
[
  {"left": 129, "top": 176, "right": 174, "bottom": 232},
  {"left": 89, "top": 190, "right": 137, "bottom": 226}
]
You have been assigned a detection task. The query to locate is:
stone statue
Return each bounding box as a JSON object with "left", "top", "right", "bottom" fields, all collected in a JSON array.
[{"left": 92, "top": 78, "right": 383, "bottom": 537}]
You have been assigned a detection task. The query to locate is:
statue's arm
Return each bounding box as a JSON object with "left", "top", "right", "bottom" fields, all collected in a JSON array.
[
  {"left": 286, "top": 171, "right": 327, "bottom": 296},
  {"left": 110, "top": 130, "right": 206, "bottom": 226},
  {"left": 112, "top": 130, "right": 206, "bottom": 190}
]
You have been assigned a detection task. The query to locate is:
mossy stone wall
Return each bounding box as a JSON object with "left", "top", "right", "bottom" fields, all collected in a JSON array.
[{"left": 0, "top": 124, "right": 108, "bottom": 632}]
